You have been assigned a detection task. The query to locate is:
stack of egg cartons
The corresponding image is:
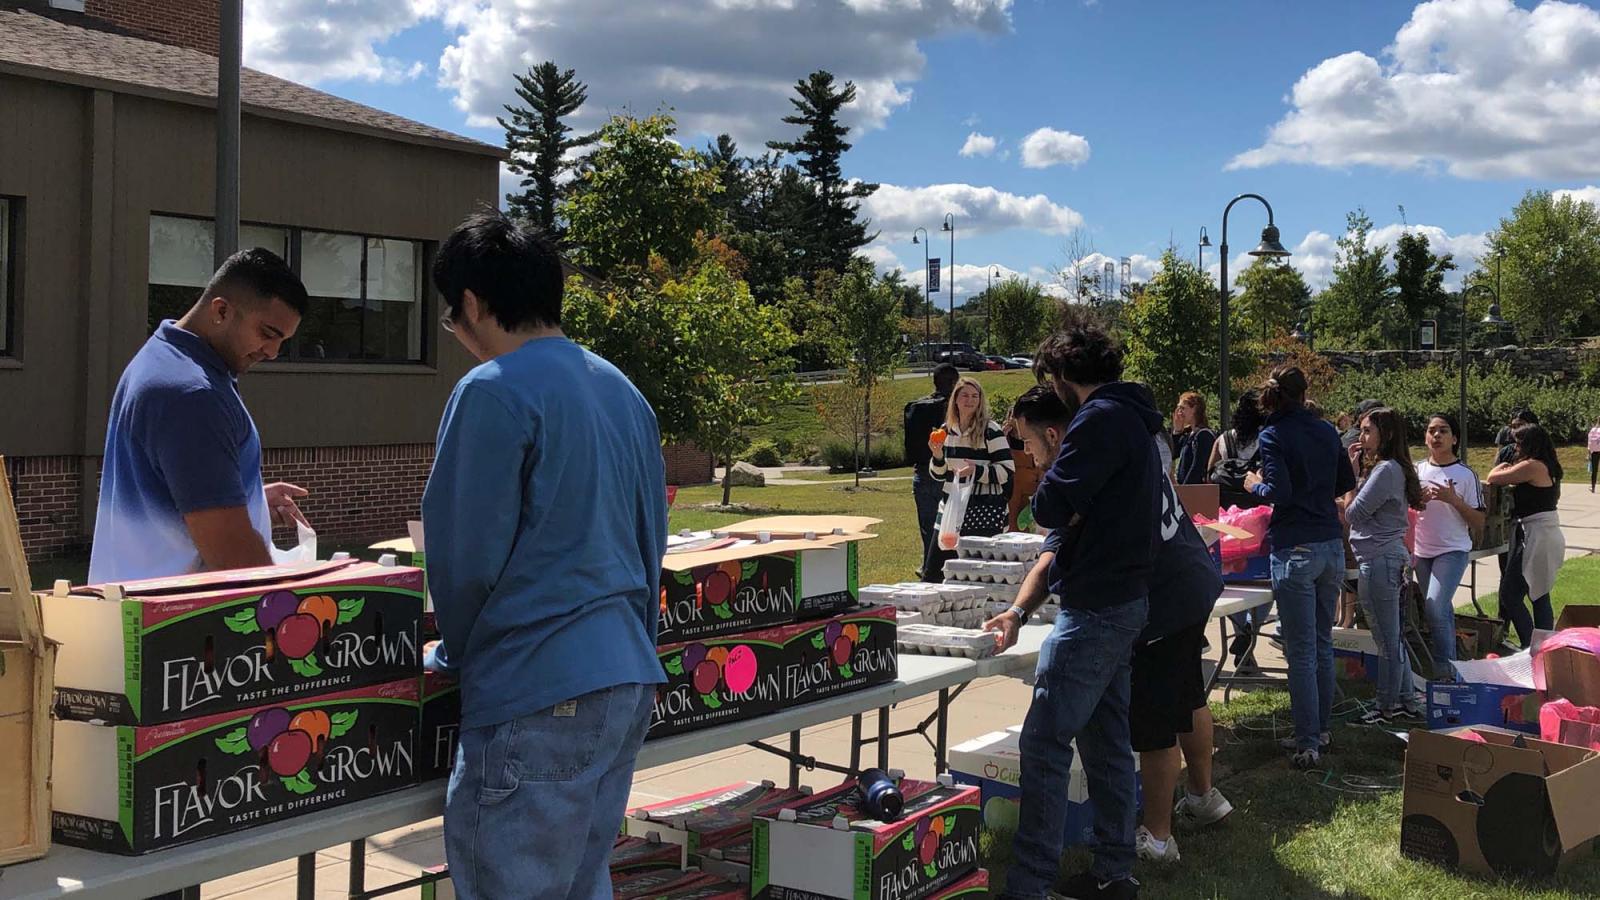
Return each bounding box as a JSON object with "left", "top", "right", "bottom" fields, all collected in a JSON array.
[
  {"left": 859, "top": 581, "right": 988, "bottom": 630},
  {"left": 954, "top": 532, "right": 1063, "bottom": 625}
]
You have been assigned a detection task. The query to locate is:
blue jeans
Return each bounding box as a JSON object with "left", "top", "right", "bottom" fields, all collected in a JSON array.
[
  {"left": 445, "top": 683, "right": 654, "bottom": 900},
  {"left": 1415, "top": 550, "right": 1469, "bottom": 665},
  {"left": 1004, "top": 597, "right": 1148, "bottom": 898},
  {"left": 1271, "top": 540, "right": 1344, "bottom": 751},
  {"left": 1357, "top": 547, "right": 1412, "bottom": 710},
  {"left": 913, "top": 470, "right": 945, "bottom": 575}
]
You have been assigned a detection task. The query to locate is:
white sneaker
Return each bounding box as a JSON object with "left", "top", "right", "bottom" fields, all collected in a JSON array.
[
  {"left": 1135, "top": 826, "right": 1181, "bottom": 863},
  {"left": 1173, "top": 788, "right": 1234, "bottom": 828}
]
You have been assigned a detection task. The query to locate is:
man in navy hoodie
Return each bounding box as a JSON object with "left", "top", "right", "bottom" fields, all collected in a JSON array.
[{"left": 986, "top": 316, "right": 1159, "bottom": 900}]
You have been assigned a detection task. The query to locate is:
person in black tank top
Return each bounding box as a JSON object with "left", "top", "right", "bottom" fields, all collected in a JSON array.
[{"left": 1488, "top": 424, "right": 1565, "bottom": 645}]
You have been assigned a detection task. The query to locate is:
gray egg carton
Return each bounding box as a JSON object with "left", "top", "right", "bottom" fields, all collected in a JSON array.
[
  {"left": 896, "top": 623, "right": 999, "bottom": 658},
  {"left": 942, "top": 560, "right": 1029, "bottom": 584},
  {"left": 870, "top": 582, "right": 987, "bottom": 614},
  {"left": 955, "top": 535, "right": 997, "bottom": 559}
]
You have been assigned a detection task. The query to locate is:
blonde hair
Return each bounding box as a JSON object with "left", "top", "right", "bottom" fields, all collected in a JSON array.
[{"left": 944, "top": 377, "right": 993, "bottom": 448}]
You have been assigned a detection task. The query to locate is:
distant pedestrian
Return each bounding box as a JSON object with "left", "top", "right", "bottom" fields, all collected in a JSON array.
[
  {"left": 1171, "top": 391, "right": 1216, "bottom": 485},
  {"left": 1487, "top": 423, "right": 1566, "bottom": 647},
  {"left": 905, "top": 364, "right": 961, "bottom": 576},
  {"left": 1587, "top": 415, "right": 1600, "bottom": 493}
]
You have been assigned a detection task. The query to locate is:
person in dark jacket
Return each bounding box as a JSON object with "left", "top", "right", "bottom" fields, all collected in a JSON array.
[
  {"left": 1171, "top": 391, "right": 1216, "bottom": 485},
  {"left": 904, "top": 363, "right": 960, "bottom": 576},
  {"left": 1341, "top": 399, "right": 1381, "bottom": 449},
  {"left": 985, "top": 315, "right": 1157, "bottom": 900},
  {"left": 1243, "top": 367, "right": 1356, "bottom": 769}
]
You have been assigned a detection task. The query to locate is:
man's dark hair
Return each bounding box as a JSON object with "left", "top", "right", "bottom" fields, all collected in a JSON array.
[
  {"left": 433, "top": 209, "right": 563, "bottom": 330},
  {"left": 203, "top": 248, "right": 308, "bottom": 316},
  {"left": 1512, "top": 407, "right": 1539, "bottom": 427},
  {"left": 932, "top": 363, "right": 960, "bottom": 396},
  {"left": 1011, "top": 385, "right": 1070, "bottom": 429},
  {"left": 1034, "top": 309, "right": 1123, "bottom": 386}
]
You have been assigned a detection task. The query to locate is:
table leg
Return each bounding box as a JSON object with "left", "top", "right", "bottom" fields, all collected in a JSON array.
[
  {"left": 850, "top": 714, "right": 863, "bottom": 774},
  {"left": 1209, "top": 615, "right": 1231, "bottom": 695},
  {"left": 789, "top": 731, "right": 801, "bottom": 789},
  {"left": 935, "top": 688, "right": 949, "bottom": 774},
  {"left": 297, "top": 853, "right": 316, "bottom": 900},
  {"left": 877, "top": 707, "right": 890, "bottom": 770},
  {"left": 349, "top": 839, "right": 366, "bottom": 897},
  {"left": 181, "top": 888, "right": 201, "bottom": 900}
]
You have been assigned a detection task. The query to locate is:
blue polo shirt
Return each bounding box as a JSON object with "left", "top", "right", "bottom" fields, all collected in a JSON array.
[{"left": 89, "top": 321, "right": 272, "bottom": 583}]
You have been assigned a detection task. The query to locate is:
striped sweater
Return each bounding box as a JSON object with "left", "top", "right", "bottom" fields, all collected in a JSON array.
[{"left": 929, "top": 421, "right": 1015, "bottom": 498}]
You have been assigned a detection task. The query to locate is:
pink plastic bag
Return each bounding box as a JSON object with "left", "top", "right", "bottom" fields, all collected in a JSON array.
[
  {"left": 1405, "top": 507, "right": 1418, "bottom": 558},
  {"left": 1539, "top": 697, "right": 1600, "bottom": 750},
  {"left": 1195, "top": 505, "right": 1274, "bottom": 563}
]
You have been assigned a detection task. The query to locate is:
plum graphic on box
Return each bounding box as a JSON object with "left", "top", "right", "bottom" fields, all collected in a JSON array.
[
  {"left": 626, "top": 780, "right": 812, "bottom": 861},
  {"left": 752, "top": 776, "right": 981, "bottom": 900},
  {"left": 46, "top": 561, "right": 424, "bottom": 726},
  {"left": 51, "top": 678, "right": 419, "bottom": 854},
  {"left": 659, "top": 542, "right": 863, "bottom": 645},
  {"left": 650, "top": 606, "right": 897, "bottom": 739},
  {"left": 419, "top": 671, "right": 461, "bottom": 781}
]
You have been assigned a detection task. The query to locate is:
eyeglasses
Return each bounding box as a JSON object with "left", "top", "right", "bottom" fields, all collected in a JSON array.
[{"left": 440, "top": 310, "right": 457, "bottom": 334}]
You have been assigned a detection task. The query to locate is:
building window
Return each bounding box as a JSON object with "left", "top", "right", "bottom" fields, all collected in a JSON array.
[
  {"left": 0, "top": 197, "right": 14, "bottom": 356},
  {"left": 147, "top": 215, "right": 425, "bottom": 363}
]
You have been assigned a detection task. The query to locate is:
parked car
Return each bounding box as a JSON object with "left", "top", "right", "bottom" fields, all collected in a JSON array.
[
  {"left": 986, "top": 355, "right": 1026, "bottom": 370},
  {"left": 1009, "top": 356, "right": 1033, "bottom": 369}
]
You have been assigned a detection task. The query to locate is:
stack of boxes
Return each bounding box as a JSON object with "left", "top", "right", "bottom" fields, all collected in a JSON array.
[
  {"left": 949, "top": 727, "right": 1140, "bottom": 848},
  {"left": 44, "top": 560, "right": 426, "bottom": 853}
]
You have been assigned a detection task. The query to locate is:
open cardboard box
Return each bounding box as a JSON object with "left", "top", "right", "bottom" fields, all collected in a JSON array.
[
  {"left": 0, "top": 457, "right": 60, "bottom": 865},
  {"left": 660, "top": 516, "right": 879, "bottom": 645},
  {"left": 1401, "top": 725, "right": 1600, "bottom": 878},
  {"left": 45, "top": 560, "right": 424, "bottom": 726},
  {"left": 1540, "top": 605, "right": 1600, "bottom": 708}
]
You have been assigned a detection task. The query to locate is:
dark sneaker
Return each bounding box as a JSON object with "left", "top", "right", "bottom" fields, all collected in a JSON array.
[
  {"left": 1291, "top": 747, "right": 1322, "bottom": 770},
  {"left": 1229, "top": 625, "right": 1254, "bottom": 663},
  {"left": 1051, "top": 873, "right": 1140, "bottom": 900},
  {"left": 1359, "top": 706, "right": 1395, "bottom": 725},
  {"left": 1278, "top": 732, "right": 1331, "bottom": 753}
]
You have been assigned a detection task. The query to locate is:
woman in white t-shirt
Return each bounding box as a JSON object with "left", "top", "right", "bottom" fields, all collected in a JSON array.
[{"left": 1413, "top": 413, "right": 1486, "bottom": 667}]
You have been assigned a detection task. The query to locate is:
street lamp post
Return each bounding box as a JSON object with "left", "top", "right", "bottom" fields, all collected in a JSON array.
[
  {"left": 912, "top": 228, "right": 931, "bottom": 356},
  {"left": 1460, "top": 284, "right": 1508, "bottom": 463},
  {"left": 986, "top": 266, "right": 1000, "bottom": 352},
  {"left": 1199, "top": 226, "right": 1212, "bottom": 271},
  {"left": 1218, "top": 194, "right": 1291, "bottom": 428},
  {"left": 943, "top": 214, "right": 956, "bottom": 355}
]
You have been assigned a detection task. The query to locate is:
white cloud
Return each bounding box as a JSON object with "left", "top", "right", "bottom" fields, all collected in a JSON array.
[
  {"left": 432, "top": 0, "right": 1014, "bottom": 144},
  {"left": 859, "top": 183, "right": 1084, "bottom": 239},
  {"left": 960, "top": 132, "right": 999, "bottom": 158},
  {"left": 1556, "top": 186, "right": 1600, "bottom": 207},
  {"left": 1230, "top": 0, "right": 1600, "bottom": 179},
  {"left": 861, "top": 244, "right": 905, "bottom": 275},
  {"left": 902, "top": 263, "right": 1035, "bottom": 305},
  {"left": 1019, "top": 127, "right": 1091, "bottom": 169},
  {"left": 243, "top": 0, "right": 435, "bottom": 84}
]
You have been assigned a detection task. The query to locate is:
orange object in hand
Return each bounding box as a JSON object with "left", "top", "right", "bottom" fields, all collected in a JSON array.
[{"left": 930, "top": 427, "right": 948, "bottom": 447}]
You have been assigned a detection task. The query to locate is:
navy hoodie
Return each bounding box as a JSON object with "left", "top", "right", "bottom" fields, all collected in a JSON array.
[
  {"left": 1033, "top": 382, "right": 1162, "bottom": 609},
  {"left": 1250, "top": 406, "right": 1356, "bottom": 549}
]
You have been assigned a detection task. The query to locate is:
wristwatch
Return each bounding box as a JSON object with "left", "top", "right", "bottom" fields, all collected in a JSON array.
[{"left": 1008, "top": 605, "right": 1031, "bottom": 625}]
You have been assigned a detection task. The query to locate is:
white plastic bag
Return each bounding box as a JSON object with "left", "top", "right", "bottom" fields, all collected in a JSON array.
[
  {"left": 937, "top": 474, "right": 975, "bottom": 551},
  {"left": 269, "top": 520, "right": 318, "bottom": 565}
]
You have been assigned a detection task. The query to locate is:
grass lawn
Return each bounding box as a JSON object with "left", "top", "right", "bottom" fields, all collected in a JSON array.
[{"left": 1462, "top": 553, "right": 1600, "bottom": 622}]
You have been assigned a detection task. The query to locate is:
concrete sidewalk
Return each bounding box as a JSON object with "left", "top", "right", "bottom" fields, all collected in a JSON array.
[{"left": 204, "top": 488, "right": 1600, "bottom": 898}]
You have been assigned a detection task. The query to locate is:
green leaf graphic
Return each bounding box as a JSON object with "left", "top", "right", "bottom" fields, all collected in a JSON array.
[
  {"left": 665, "top": 655, "right": 684, "bottom": 676},
  {"left": 674, "top": 570, "right": 695, "bottom": 586},
  {"left": 223, "top": 609, "right": 260, "bottom": 635},
  {"left": 811, "top": 633, "right": 826, "bottom": 651},
  {"left": 289, "top": 654, "right": 324, "bottom": 678},
  {"left": 330, "top": 711, "right": 358, "bottom": 739},
  {"left": 712, "top": 603, "right": 734, "bottom": 620},
  {"left": 924, "top": 863, "right": 938, "bottom": 880},
  {"left": 857, "top": 625, "right": 871, "bottom": 641},
  {"left": 702, "top": 692, "right": 723, "bottom": 710},
  {"left": 214, "top": 726, "right": 250, "bottom": 755},
  {"left": 741, "top": 560, "right": 759, "bottom": 581},
  {"left": 282, "top": 771, "right": 317, "bottom": 795},
  {"left": 902, "top": 832, "right": 915, "bottom": 851},
  {"left": 944, "top": 815, "right": 956, "bottom": 833},
  {"left": 335, "top": 597, "right": 364, "bottom": 624},
  {"left": 839, "top": 664, "right": 855, "bottom": 679}
]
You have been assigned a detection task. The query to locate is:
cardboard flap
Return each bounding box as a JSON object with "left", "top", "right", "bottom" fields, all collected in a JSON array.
[
  {"left": 79, "top": 559, "right": 352, "bottom": 598},
  {"left": 0, "top": 457, "right": 44, "bottom": 653},
  {"left": 1546, "top": 749, "right": 1600, "bottom": 849},
  {"left": 663, "top": 532, "right": 875, "bottom": 571},
  {"left": 1556, "top": 606, "right": 1600, "bottom": 630},
  {"left": 722, "top": 515, "right": 881, "bottom": 534}
]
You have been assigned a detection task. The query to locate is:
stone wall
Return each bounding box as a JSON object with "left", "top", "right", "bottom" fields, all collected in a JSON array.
[{"left": 1298, "top": 346, "right": 1595, "bottom": 382}]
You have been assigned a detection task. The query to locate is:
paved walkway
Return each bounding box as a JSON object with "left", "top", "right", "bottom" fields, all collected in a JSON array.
[{"left": 203, "top": 486, "right": 1600, "bottom": 897}]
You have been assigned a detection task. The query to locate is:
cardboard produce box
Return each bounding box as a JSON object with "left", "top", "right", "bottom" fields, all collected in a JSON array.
[
  {"left": 949, "top": 729, "right": 1140, "bottom": 846},
  {"left": 752, "top": 776, "right": 980, "bottom": 900},
  {"left": 52, "top": 678, "right": 420, "bottom": 854},
  {"left": 612, "top": 833, "right": 687, "bottom": 880},
  {"left": 1401, "top": 726, "right": 1600, "bottom": 878},
  {"left": 0, "top": 458, "right": 60, "bottom": 864},
  {"left": 1540, "top": 608, "right": 1600, "bottom": 707},
  {"left": 1425, "top": 681, "right": 1541, "bottom": 735},
  {"left": 419, "top": 671, "right": 461, "bottom": 781},
  {"left": 697, "top": 830, "right": 753, "bottom": 883},
  {"left": 660, "top": 516, "right": 879, "bottom": 645},
  {"left": 930, "top": 869, "right": 989, "bottom": 898},
  {"left": 46, "top": 560, "right": 424, "bottom": 726},
  {"left": 625, "top": 780, "right": 812, "bottom": 863},
  {"left": 650, "top": 605, "right": 897, "bottom": 739},
  {"left": 614, "top": 870, "right": 745, "bottom": 899}
]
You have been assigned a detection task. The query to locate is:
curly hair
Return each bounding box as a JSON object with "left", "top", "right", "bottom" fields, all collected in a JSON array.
[{"left": 1033, "top": 308, "right": 1124, "bottom": 387}]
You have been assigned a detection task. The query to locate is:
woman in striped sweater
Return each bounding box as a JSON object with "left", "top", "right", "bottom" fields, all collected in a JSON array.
[{"left": 923, "top": 377, "right": 1016, "bottom": 582}]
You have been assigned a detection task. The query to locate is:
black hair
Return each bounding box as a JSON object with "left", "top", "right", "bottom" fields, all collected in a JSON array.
[
  {"left": 1034, "top": 309, "right": 1123, "bottom": 387},
  {"left": 1512, "top": 423, "right": 1563, "bottom": 481},
  {"left": 1425, "top": 412, "right": 1462, "bottom": 455},
  {"left": 1512, "top": 408, "right": 1539, "bottom": 427},
  {"left": 1259, "top": 365, "right": 1308, "bottom": 415},
  {"left": 1010, "top": 385, "right": 1071, "bottom": 430},
  {"left": 1232, "top": 389, "right": 1265, "bottom": 441},
  {"left": 202, "top": 248, "right": 308, "bottom": 315},
  {"left": 433, "top": 209, "right": 563, "bottom": 330},
  {"left": 932, "top": 363, "right": 960, "bottom": 396}
]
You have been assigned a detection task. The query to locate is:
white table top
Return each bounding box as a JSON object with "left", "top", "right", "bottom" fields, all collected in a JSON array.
[{"left": 0, "top": 655, "right": 980, "bottom": 900}]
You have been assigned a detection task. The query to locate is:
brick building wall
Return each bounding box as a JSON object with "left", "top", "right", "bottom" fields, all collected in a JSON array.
[
  {"left": 7, "top": 441, "right": 715, "bottom": 562},
  {"left": 84, "top": 0, "right": 219, "bottom": 55}
]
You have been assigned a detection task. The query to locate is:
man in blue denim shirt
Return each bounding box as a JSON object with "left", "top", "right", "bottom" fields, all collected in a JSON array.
[
  {"left": 985, "top": 315, "right": 1159, "bottom": 900},
  {"left": 421, "top": 212, "right": 667, "bottom": 899}
]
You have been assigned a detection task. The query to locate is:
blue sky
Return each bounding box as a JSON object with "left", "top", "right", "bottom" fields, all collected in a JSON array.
[{"left": 245, "top": 0, "right": 1600, "bottom": 302}]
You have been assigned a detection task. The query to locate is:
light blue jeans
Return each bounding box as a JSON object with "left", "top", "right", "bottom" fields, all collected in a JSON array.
[
  {"left": 1414, "top": 550, "right": 1470, "bottom": 666},
  {"left": 444, "top": 683, "right": 654, "bottom": 900},
  {"left": 1358, "top": 546, "right": 1413, "bottom": 710},
  {"left": 1271, "top": 539, "right": 1345, "bottom": 752},
  {"left": 1003, "top": 597, "right": 1148, "bottom": 898}
]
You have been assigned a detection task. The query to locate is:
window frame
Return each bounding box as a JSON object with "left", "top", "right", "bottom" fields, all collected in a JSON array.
[
  {"left": 146, "top": 212, "right": 435, "bottom": 368},
  {"left": 0, "top": 196, "right": 18, "bottom": 359}
]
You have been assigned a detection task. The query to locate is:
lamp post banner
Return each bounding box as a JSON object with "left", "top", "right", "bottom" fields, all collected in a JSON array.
[{"left": 928, "top": 259, "right": 941, "bottom": 293}]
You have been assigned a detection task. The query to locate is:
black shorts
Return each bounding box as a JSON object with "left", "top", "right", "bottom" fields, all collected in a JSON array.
[{"left": 1129, "top": 620, "right": 1209, "bottom": 753}]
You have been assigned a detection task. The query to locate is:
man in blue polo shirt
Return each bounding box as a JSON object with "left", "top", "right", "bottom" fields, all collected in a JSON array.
[{"left": 89, "top": 248, "right": 311, "bottom": 584}]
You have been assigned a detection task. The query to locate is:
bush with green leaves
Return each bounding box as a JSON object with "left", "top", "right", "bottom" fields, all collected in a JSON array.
[
  {"left": 744, "top": 440, "right": 783, "bottom": 468},
  {"left": 1323, "top": 363, "right": 1596, "bottom": 443},
  {"left": 820, "top": 442, "right": 906, "bottom": 473}
]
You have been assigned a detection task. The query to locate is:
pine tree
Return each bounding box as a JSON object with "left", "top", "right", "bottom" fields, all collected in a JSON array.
[
  {"left": 767, "top": 71, "right": 879, "bottom": 277},
  {"left": 497, "top": 63, "right": 595, "bottom": 235}
]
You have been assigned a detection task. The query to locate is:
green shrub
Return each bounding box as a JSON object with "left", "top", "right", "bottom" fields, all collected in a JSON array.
[
  {"left": 1323, "top": 363, "right": 1595, "bottom": 443},
  {"left": 820, "top": 442, "right": 906, "bottom": 472},
  {"left": 744, "top": 439, "right": 783, "bottom": 468},
  {"left": 774, "top": 436, "right": 795, "bottom": 459}
]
